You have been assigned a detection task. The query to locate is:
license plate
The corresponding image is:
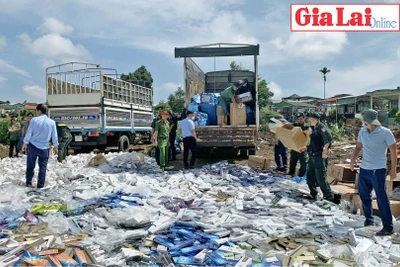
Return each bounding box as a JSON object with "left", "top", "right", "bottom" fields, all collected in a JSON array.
[{"left": 75, "top": 136, "right": 83, "bottom": 142}]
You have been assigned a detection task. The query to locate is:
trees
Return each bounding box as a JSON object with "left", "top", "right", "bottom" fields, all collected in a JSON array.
[
  {"left": 229, "top": 61, "right": 249, "bottom": 71},
  {"left": 167, "top": 87, "right": 185, "bottom": 114},
  {"left": 120, "top": 66, "right": 154, "bottom": 87},
  {"left": 319, "top": 67, "right": 331, "bottom": 99}
]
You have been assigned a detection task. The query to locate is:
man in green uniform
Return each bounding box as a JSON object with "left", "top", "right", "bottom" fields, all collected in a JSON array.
[
  {"left": 151, "top": 113, "right": 161, "bottom": 165},
  {"left": 218, "top": 81, "right": 241, "bottom": 125},
  {"left": 305, "top": 112, "right": 333, "bottom": 201},
  {"left": 288, "top": 113, "right": 310, "bottom": 177},
  {"left": 56, "top": 122, "right": 73, "bottom": 162},
  {"left": 154, "top": 111, "right": 170, "bottom": 171}
]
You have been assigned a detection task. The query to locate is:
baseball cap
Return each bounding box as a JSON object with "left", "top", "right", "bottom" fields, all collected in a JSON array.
[
  {"left": 233, "top": 81, "right": 241, "bottom": 87},
  {"left": 360, "top": 109, "right": 381, "bottom": 126},
  {"left": 296, "top": 112, "right": 304, "bottom": 118},
  {"left": 308, "top": 112, "right": 320, "bottom": 119}
]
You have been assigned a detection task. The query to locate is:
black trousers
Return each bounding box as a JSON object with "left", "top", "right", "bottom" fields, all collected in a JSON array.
[
  {"left": 169, "top": 133, "right": 177, "bottom": 160},
  {"left": 183, "top": 137, "right": 197, "bottom": 168},
  {"left": 9, "top": 140, "right": 19, "bottom": 157}
]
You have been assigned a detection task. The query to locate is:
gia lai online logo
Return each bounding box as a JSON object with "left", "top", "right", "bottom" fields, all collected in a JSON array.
[{"left": 290, "top": 4, "right": 400, "bottom": 32}]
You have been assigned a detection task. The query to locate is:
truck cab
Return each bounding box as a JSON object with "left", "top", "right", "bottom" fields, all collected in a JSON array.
[{"left": 46, "top": 62, "right": 153, "bottom": 153}]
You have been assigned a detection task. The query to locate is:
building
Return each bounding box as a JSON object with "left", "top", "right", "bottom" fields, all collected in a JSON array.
[{"left": 271, "top": 100, "right": 316, "bottom": 121}]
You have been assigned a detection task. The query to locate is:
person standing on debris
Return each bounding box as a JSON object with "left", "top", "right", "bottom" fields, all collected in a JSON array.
[
  {"left": 56, "top": 122, "right": 72, "bottom": 163},
  {"left": 288, "top": 113, "right": 310, "bottom": 177},
  {"left": 179, "top": 110, "right": 200, "bottom": 169},
  {"left": 21, "top": 104, "right": 58, "bottom": 188},
  {"left": 18, "top": 113, "right": 34, "bottom": 153},
  {"left": 218, "top": 81, "right": 241, "bottom": 125},
  {"left": 151, "top": 113, "right": 162, "bottom": 165},
  {"left": 8, "top": 116, "right": 21, "bottom": 158},
  {"left": 305, "top": 112, "right": 333, "bottom": 201},
  {"left": 168, "top": 111, "right": 180, "bottom": 161},
  {"left": 350, "top": 109, "right": 397, "bottom": 236},
  {"left": 153, "top": 111, "right": 170, "bottom": 171},
  {"left": 274, "top": 118, "right": 288, "bottom": 172}
]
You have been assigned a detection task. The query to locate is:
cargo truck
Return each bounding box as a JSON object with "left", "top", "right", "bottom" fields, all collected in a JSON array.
[
  {"left": 46, "top": 62, "right": 153, "bottom": 153},
  {"left": 175, "top": 43, "right": 259, "bottom": 156}
]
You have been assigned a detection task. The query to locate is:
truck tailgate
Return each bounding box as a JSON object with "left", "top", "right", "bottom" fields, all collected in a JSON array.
[{"left": 195, "top": 126, "right": 257, "bottom": 148}]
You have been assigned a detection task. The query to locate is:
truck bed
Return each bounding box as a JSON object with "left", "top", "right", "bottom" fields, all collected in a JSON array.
[{"left": 195, "top": 125, "right": 257, "bottom": 148}]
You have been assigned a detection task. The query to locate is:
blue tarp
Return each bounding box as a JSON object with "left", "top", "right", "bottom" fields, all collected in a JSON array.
[{"left": 200, "top": 103, "right": 217, "bottom": 125}]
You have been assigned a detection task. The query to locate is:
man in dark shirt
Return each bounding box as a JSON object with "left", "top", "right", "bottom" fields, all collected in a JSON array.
[
  {"left": 168, "top": 111, "right": 180, "bottom": 161},
  {"left": 151, "top": 113, "right": 161, "bottom": 165},
  {"left": 305, "top": 112, "right": 333, "bottom": 201},
  {"left": 288, "top": 113, "right": 310, "bottom": 177},
  {"left": 238, "top": 78, "right": 256, "bottom": 124}
]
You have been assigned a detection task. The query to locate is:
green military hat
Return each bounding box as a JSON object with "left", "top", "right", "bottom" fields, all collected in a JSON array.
[{"left": 308, "top": 112, "right": 320, "bottom": 119}]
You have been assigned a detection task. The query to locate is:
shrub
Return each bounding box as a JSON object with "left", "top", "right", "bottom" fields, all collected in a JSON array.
[
  {"left": 260, "top": 109, "right": 281, "bottom": 125},
  {"left": 0, "top": 118, "right": 11, "bottom": 145}
]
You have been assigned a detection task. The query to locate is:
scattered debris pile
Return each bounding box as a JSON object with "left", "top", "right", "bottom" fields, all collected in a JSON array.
[{"left": 0, "top": 152, "right": 400, "bottom": 266}]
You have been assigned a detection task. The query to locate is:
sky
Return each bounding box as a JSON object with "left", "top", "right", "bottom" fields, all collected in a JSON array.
[{"left": 0, "top": 0, "right": 399, "bottom": 104}]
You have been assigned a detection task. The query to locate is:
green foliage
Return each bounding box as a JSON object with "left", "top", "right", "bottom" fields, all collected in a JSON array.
[
  {"left": 327, "top": 109, "right": 336, "bottom": 122},
  {"left": 168, "top": 87, "right": 185, "bottom": 114},
  {"left": 389, "top": 107, "right": 398, "bottom": 118},
  {"left": 0, "top": 118, "right": 11, "bottom": 145},
  {"left": 229, "top": 61, "right": 250, "bottom": 71},
  {"left": 319, "top": 67, "right": 331, "bottom": 76},
  {"left": 329, "top": 123, "right": 355, "bottom": 142},
  {"left": 260, "top": 109, "right": 281, "bottom": 125},
  {"left": 120, "top": 65, "right": 154, "bottom": 85},
  {"left": 395, "top": 111, "right": 400, "bottom": 123},
  {"left": 258, "top": 78, "right": 274, "bottom": 110}
]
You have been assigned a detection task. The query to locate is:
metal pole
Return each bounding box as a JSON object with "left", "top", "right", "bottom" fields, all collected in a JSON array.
[
  {"left": 323, "top": 76, "right": 326, "bottom": 99},
  {"left": 255, "top": 55, "right": 259, "bottom": 129},
  {"left": 213, "top": 57, "right": 216, "bottom": 93}
]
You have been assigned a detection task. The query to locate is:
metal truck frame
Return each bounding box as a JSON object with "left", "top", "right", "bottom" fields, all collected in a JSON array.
[
  {"left": 46, "top": 62, "right": 153, "bottom": 152},
  {"left": 175, "top": 43, "right": 260, "bottom": 155}
]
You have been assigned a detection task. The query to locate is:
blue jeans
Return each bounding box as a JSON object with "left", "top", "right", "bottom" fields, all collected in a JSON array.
[
  {"left": 26, "top": 144, "right": 50, "bottom": 188},
  {"left": 358, "top": 168, "right": 393, "bottom": 231},
  {"left": 219, "top": 101, "right": 230, "bottom": 116}
]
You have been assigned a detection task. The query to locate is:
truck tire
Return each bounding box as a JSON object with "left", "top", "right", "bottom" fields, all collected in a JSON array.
[
  {"left": 119, "top": 135, "right": 130, "bottom": 152},
  {"left": 248, "top": 148, "right": 256, "bottom": 156}
]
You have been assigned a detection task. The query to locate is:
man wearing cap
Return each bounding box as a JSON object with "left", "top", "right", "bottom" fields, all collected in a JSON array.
[
  {"left": 350, "top": 109, "right": 397, "bottom": 236},
  {"left": 218, "top": 81, "right": 241, "bottom": 125},
  {"left": 56, "top": 122, "right": 72, "bottom": 162},
  {"left": 153, "top": 111, "right": 170, "bottom": 171},
  {"left": 288, "top": 113, "right": 310, "bottom": 177},
  {"left": 305, "top": 112, "right": 333, "bottom": 201},
  {"left": 238, "top": 78, "right": 256, "bottom": 124}
]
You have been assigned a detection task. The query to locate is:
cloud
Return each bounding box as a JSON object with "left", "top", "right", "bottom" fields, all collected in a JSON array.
[
  {"left": 0, "top": 59, "right": 31, "bottom": 78},
  {"left": 309, "top": 58, "right": 400, "bottom": 97},
  {"left": 18, "top": 32, "right": 90, "bottom": 67},
  {"left": 38, "top": 17, "right": 74, "bottom": 35},
  {"left": 156, "top": 82, "right": 182, "bottom": 101},
  {"left": 0, "top": 76, "right": 7, "bottom": 83},
  {"left": 23, "top": 85, "right": 46, "bottom": 101},
  {"left": 269, "top": 81, "right": 283, "bottom": 100},
  {"left": 0, "top": 36, "right": 6, "bottom": 49},
  {"left": 272, "top": 33, "right": 348, "bottom": 61}
]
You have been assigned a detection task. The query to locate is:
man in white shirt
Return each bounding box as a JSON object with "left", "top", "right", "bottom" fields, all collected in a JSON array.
[{"left": 178, "top": 111, "right": 200, "bottom": 169}]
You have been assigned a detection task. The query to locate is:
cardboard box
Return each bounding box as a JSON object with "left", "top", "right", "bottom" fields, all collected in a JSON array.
[
  {"left": 216, "top": 105, "right": 225, "bottom": 126},
  {"left": 372, "top": 199, "right": 400, "bottom": 217},
  {"left": 330, "top": 164, "right": 357, "bottom": 182},
  {"left": 248, "top": 155, "right": 270, "bottom": 170},
  {"left": 273, "top": 124, "right": 309, "bottom": 152},
  {"left": 229, "top": 103, "right": 246, "bottom": 126},
  {"left": 88, "top": 154, "right": 108, "bottom": 166},
  {"left": 346, "top": 119, "right": 356, "bottom": 125},
  {"left": 217, "top": 105, "right": 223, "bottom": 116}
]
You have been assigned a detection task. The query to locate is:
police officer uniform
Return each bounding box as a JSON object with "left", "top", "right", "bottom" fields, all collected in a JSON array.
[
  {"left": 168, "top": 111, "right": 180, "bottom": 161},
  {"left": 155, "top": 112, "right": 170, "bottom": 170},
  {"left": 306, "top": 112, "right": 333, "bottom": 201},
  {"left": 56, "top": 122, "right": 72, "bottom": 162},
  {"left": 288, "top": 113, "right": 310, "bottom": 177},
  {"left": 151, "top": 114, "right": 161, "bottom": 165}
]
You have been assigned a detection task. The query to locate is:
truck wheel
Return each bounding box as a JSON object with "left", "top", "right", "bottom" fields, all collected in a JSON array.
[
  {"left": 119, "top": 135, "right": 130, "bottom": 152},
  {"left": 248, "top": 148, "right": 256, "bottom": 156}
]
